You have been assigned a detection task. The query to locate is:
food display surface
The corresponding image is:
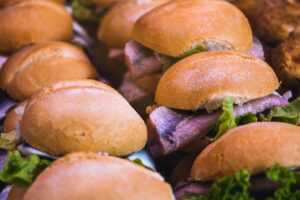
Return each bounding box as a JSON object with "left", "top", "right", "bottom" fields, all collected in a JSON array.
[{"left": 0, "top": 0, "right": 299, "bottom": 199}]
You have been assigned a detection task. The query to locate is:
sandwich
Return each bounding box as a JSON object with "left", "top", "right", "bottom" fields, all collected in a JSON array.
[
  {"left": 98, "top": 0, "right": 170, "bottom": 59},
  {"left": 175, "top": 122, "right": 300, "bottom": 200},
  {"left": 0, "top": 42, "right": 98, "bottom": 101},
  {"left": 1, "top": 152, "right": 174, "bottom": 200},
  {"left": 0, "top": 0, "right": 73, "bottom": 53},
  {"left": 146, "top": 50, "right": 299, "bottom": 157},
  {"left": 125, "top": 0, "right": 253, "bottom": 79},
  {"left": 0, "top": 79, "right": 147, "bottom": 157}
]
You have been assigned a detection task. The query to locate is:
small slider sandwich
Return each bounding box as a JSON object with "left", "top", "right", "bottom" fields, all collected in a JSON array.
[
  {"left": 0, "top": 42, "right": 98, "bottom": 101},
  {"left": 98, "top": 0, "right": 170, "bottom": 60},
  {"left": 0, "top": 79, "right": 147, "bottom": 156},
  {"left": 0, "top": 80, "right": 154, "bottom": 198},
  {"left": 0, "top": 0, "right": 73, "bottom": 54},
  {"left": 175, "top": 122, "right": 300, "bottom": 200},
  {"left": 125, "top": 0, "right": 256, "bottom": 79},
  {"left": 1, "top": 152, "right": 175, "bottom": 200},
  {"left": 98, "top": 0, "right": 170, "bottom": 118},
  {"left": 147, "top": 50, "right": 299, "bottom": 157}
]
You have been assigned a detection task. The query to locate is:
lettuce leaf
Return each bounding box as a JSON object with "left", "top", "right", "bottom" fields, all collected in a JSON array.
[
  {"left": 0, "top": 131, "right": 20, "bottom": 150},
  {"left": 235, "top": 113, "right": 258, "bottom": 125},
  {"left": 208, "top": 98, "right": 236, "bottom": 140},
  {"left": 268, "top": 97, "right": 300, "bottom": 125},
  {"left": 183, "top": 170, "right": 253, "bottom": 200},
  {"left": 266, "top": 165, "right": 300, "bottom": 200},
  {"left": 71, "top": 0, "right": 99, "bottom": 21},
  {"left": 0, "top": 151, "right": 51, "bottom": 187}
]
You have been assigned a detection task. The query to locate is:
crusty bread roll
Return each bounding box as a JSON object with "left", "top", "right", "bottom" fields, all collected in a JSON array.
[
  {"left": 20, "top": 79, "right": 148, "bottom": 156},
  {"left": 190, "top": 122, "right": 300, "bottom": 181},
  {"left": 24, "top": 152, "right": 174, "bottom": 200},
  {"left": 3, "top": 100, "right": 27, "bottom": 133},
  {"left": 132, "top": 0, "right": 252, "bottom": 57},
  {"left": 99, "top": 0, "right": 170, "bottom": 48},
  {"left": 0, "top": 0, "right": 64, "bottom": 7},
  {"left": 156, "top": 51, "right": 279, "bottom": 111},
  {"left": 87, "top": 0, "right": 122, "bottom": 7},
  {"left": 0, "top": 42, "right": 98, "bottom": 101},
  {"left": 0, "top": 0, "right": 73, "bottom": 53},
  {"left": 7, "top": 186, "right": 27, "bottom": 200}
]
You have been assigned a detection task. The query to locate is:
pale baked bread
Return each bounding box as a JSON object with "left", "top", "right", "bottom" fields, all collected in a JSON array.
[
  {"left": 99, "top": 0, "right": 169, "bottom": 48},
  {"left": 0, "top": 0, "right": 73, "bottom": 53},
  {"left": 87, "top": 0, "right": 122, "bottom": 7},
  {"left": 0, "top": 42, "right": 98, "bottom": 101},
  {"left": 3, "top": 100, "right": 27, "bottom": 133},
  {"left": 190, "top": 122, "right": 300, "bottom": 181},
  {"left": 20, "top": 80, "right": 148, "bottom": 156},
  {"left": 156, "top": 51, "right": 279, "bottom": 112},
  {"left": 0, "top": 0, "right": 64, "bottom": 7},
  {"left": 132, "top": 0, "right": 252, "bottom": 57},
  {"left": 24, "top": 152, "right": 174, "bottom": 200}
]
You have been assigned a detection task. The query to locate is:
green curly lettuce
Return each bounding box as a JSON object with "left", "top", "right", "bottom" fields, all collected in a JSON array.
[{"left": 0, "top": 151, "right": 51, "bottom": 187}]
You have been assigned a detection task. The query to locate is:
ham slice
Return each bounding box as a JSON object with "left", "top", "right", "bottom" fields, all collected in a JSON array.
[
  {"left": 125, "top": 38, "right": 265, "bottom": 79},
  {"left": 147, "top": 94, "right": 288, "bottom": 157},
  {"left": 125, "top": 40, "right": 164, "bottom": 79}
]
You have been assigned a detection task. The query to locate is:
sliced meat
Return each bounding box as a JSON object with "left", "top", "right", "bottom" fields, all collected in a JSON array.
[
  {"left": 0, "top": 55, "right": 7, "bottom": 71},
  {"left": 0, "top": 92, "right": 16, "bottom": 123},
  {"left": 118, "top": 73, "right": 153, "bottom": 119},
  {"left": 147, "top": 95, "right": 288, "bottom": 157},
  {"left": 174, "top": 181, "right": 211, "bottom": 200},
  {"left": 108, "top": 48, "right": 124, "bottom": 61},
  {"left": 174, "top": 173, "right": 284, "bottom": 200},
  {"left": 249, "top": 37, "right": 265, "bottom": 60},
  {"left": 125, "top": 40, "right": 164, "bottom": 79}
]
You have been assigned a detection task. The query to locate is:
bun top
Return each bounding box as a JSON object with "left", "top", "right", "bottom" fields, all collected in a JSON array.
[
  {"left": 20, "top": 79, "right": 148, "bottom": 156},
  {"left": 99, "top": 0, "right": 169, "bottom": 48},
  {"left": 132, "top": 0, "right": 252, "bottom": 57},
  {"left": 156, "top": 51, "right": 279, "bottom": 112},
  {"left": 87, "top": 0, "right": 121, "bottom": 7},
  {"left": 190, "top": 122, "right": 300, "bottom": 181},
  {"left": 0, "top": 0, "right": 64, "bottom": 7},
  {"left": 0, "top": 0, "right": 73, "bottom": 53},
  {"left": 24, "top": 152, "right": 174, "bottom": 200},
  {"left": 0, "top": 42, "right": 98, "bottom": 101}
]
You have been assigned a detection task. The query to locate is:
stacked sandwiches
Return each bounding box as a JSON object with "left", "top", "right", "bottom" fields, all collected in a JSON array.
[{"left": 0, "top": 0, "right": 299, "bottom": 199}]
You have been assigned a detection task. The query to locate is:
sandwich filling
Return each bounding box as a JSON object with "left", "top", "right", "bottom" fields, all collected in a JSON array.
[
  {"left": 125, "top": 38, "right": 264, "bottom": 79},
  {"left": 147, "top": 92, "right": 300, "bottom": 157},
  {"left": 175, "top": 165, "right": 300, "bottom": 200}
]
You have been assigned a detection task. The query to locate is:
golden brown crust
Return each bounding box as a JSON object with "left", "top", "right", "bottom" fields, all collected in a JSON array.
[
  {"left": 190, "top": 122, "right": 300, "bottom": 181},
  {"left": 156, "top": 51, "right": 279, "bottom": 111},
  {"left": 99, "top": 0, "right": 170, "bottom": 48},
  {"left": 24, "top": 152, "right": 174, "bottom": 200},
  {"left": 132, "top": 0, "right": 252, "bottom": 57},
  {"left": 3, "top": 100, "right": 27, "bottom": 133},
  {"left": 0, "top": 0, "right": 73, "bottom": 53},
  {"left": 0, "top": 0, "right": 64, "bottom": 7},
  {"left": 0, "top": 42, "right": 98, "bottom": 101},
  {"left": 87, "top": 0, "right": 122, "bottom": 7},
  {"left": 20, "top": 79, "right": 147, "bottom": 156}
]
